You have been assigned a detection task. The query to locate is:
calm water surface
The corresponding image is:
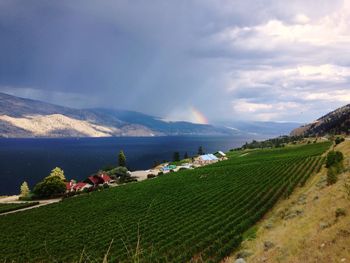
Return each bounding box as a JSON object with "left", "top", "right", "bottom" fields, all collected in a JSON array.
[{"left": 0, "top": 135, "right": 261, "bottom": 195}]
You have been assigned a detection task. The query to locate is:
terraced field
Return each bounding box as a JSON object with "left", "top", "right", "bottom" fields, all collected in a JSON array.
[{"left": 0, "top": 142, "right": 331, "bottom": 262}]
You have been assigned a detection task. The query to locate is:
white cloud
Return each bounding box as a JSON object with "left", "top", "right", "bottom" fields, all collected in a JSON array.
[{"left": 214, "top": 1, "right": 350, "bottom": 51}]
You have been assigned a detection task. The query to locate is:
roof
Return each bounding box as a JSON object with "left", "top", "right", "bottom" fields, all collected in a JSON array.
[
  {"left": 199, "top": 154, "right": 219, "bottom": 161},
  {"left": 73, "top": 182, "right": 91, "bottom": 190},
  {"left": 65, "top": 182, "right": 74, "bottom": 191},
  {"left": 86, "top": 175, "right": 101, "bottom": 185},
  {"left": 100, "top": 174, "right": 112, "bottom": 183},
  {"left": 217, "top": 151, "right": 226, "bottom": 157}
]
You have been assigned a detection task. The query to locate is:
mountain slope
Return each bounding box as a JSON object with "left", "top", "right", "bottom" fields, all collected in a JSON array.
[
  {"left": 0, "top": 93, "right": 233, "bottom": 137},
  {"left": 291, "top": 104, "right": 350, "bottom": 136}
]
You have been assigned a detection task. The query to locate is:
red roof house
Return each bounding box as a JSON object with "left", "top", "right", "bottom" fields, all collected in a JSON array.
[
  {"left": 100, "top": 173, "right": 112, "bottom": 183},
  {"left": 65, "top": 181, "right": 74, "bottom": 192},
  {"left": 73, "top": 182, "right": 92, "bottom": 191}
]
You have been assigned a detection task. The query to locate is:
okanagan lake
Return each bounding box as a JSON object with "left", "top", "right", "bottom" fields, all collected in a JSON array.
[{"left": 0, "top": 135, "right": 261, "bottom": 195}]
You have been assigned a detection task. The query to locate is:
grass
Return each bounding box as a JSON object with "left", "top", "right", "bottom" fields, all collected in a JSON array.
[
  {"left": 0, "top": 142, "right": 331, "bottom": 262},
  {"left": 0, "top": 202, "right": 39, "bottom": 214}
]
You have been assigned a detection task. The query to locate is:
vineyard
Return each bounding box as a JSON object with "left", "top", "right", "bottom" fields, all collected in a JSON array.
[{"left": 0, "top": 142, "right": 331, "bottom": 262}]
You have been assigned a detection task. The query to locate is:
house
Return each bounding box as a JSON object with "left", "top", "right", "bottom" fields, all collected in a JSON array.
[
  {"left": 100, "top": 173, "right": 113, "bottom": 183},
  {"left": 65, "top": 181, "right": 75, "bottom": 192},
  {"left": 65, "top": 180, "right": 93, "bottom": 192},
  {"left": 73, "top": 182, "right": 92, "bottom": 191},
  {"left": 84, "top": 175, "right": 103, "bottom": 186},
  {"left": 84, "top": 173, "right": 114, "bottom": 186},
  {"left": 215, "top": 151, "right": 226, "bottom": 157}
]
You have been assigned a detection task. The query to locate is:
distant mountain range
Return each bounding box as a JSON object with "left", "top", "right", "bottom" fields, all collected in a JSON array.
[
  {"left": 291, "top": 104, "right": 350, "bottom": 136},
  {"left": 0, "top": 92, "right": 300, "bottom": 138}
]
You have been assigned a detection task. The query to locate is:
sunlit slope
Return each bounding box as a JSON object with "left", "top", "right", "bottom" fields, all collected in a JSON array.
[{"left": 0, "top": 142, "right": 331, "bottom": 263}]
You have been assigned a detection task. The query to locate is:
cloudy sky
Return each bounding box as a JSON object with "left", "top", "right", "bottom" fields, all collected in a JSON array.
[{"left": 1, "top": 0, "right": 350, "bottom": 124}]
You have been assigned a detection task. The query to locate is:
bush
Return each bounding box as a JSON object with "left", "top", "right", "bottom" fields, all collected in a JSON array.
[
  {"left": 327, "top": 166, "right": 338, "bottom": 185},
  {"left": 335, "top": 137, "right": 345, "bottom": 145},
  {"left": 147, "top": 174, "right": 156, "bottom": 179},
  {"left": 158, "top": 172, "right": 164, "bottom": 176},
  {"left": 335, "top": 208, "right": 346, "bottom": 218},
  {"left": 107, "top": 166, "right": 129, "bottom": 177},
  {"left": 326, "top": 151, "right": 344, "bottom": 168}
]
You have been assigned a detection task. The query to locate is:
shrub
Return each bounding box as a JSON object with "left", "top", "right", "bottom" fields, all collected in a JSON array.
[
  {"left": 147, "top": 174, "right": 156, "bottom": 179},
  {"left": 327, "top": 166, "right": 338, "bottom": 185},
  {"left": 107, "top": 166, "right": 129, "bottom": 177},
  {"left": 344, "top": 178, "right": 350, "bottom": 199},
  {"left": 326, "top": 151, "right": 344, "bottom": 168},
  {"left": 335, "top": 137, "right": 345, "bottom": 145},
  {"left": 158, "top": 172, "right": 164, "bottom": 176},
  {"left": 335, "top": 208, "right": 346, "bottom": 218}
]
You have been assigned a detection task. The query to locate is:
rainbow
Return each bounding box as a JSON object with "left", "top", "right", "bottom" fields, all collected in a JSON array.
[{"left": 190, "top": 107, "right": 209, "bottom": 124}]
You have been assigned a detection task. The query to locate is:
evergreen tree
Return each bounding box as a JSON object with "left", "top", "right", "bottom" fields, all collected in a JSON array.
[
  {"left": 173, "top": 152, "right": 180, "bottom": 162},
  {"left": 184, "top": 152, "right": 189, "bottom": 159},
  {"left": 198, "top": 146, "right": 204, "bottom": 155},
  {"left": 118, "top": 150, "right": 127, "bottom": 167},
  {"left": 20, "top": 181, "right": 30, "bottom": 197}
]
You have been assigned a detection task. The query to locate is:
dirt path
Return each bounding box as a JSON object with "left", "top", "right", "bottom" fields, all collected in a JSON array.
[{"left": 0, "top": 196, "right": 61, "bottom": 216}]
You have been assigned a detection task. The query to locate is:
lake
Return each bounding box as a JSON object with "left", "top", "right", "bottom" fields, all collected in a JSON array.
[{"left": 0, "top": 135, "right": 261, "bottom": 195}]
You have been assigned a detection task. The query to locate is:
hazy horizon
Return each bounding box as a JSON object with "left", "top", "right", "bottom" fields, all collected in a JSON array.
[{"left": 1, "top": 1, "right": 350, "bottom": 124}]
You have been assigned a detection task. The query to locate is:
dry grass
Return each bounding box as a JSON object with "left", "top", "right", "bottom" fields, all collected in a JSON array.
[{"left": 228, "top": 140, "right": 350, "bottom": 263}]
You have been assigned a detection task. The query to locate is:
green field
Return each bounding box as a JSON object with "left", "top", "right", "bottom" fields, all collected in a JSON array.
[
  {"left": 0, "top": 142, "right": 331, "bottom": 262},
  {"left": 0, "top": 202, "right": 39, "bottom": 214}
]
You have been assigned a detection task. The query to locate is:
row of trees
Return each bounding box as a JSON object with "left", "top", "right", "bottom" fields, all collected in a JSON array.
[
  {"left": 172, "top": 146, "right": 204, "bottom": 162},
  {"left": 20, "top": 167, "right": 66, "bottom": 199}
]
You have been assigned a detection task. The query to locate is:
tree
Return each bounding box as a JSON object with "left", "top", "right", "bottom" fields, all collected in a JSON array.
[
  {"left": 33, "top": 175, "right": 66, "bottom": 198},
  {"left": 20, "top": 181, "right": 30, "bottom": 197},
  {"left": 173, "top": 152, "right": 180, "bottom": 162},
  {"left": 49, "top": 167, "right": 65, "bottom": 181},
  {"left": 118, "top": 150, "right": 126, "bottom": 167},
  {"left": 198, "top": 146, "right": 204, "bottom": 155},
  {"left": 184, "top": 152, "right": 189, "bottom": 159}
]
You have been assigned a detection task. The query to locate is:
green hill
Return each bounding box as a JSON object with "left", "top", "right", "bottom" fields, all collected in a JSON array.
[{"left": 0, "top": 142, "right": 331, "bottom": 262}]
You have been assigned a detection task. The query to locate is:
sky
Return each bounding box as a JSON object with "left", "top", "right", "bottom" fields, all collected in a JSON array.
[{"left": 1, "top": 0, "right": 350, "bottom": 124}]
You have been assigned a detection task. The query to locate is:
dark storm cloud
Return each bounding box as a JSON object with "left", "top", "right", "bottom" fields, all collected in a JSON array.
[{"left": 0, "top": 0, "right": 349, "bottom": 122}]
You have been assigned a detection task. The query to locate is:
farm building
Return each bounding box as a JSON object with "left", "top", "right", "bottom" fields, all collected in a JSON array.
[
  {"left": 195, "top": 154, "right": 219, "bottom": 165},
  {"left": 84, "top": 173, "right": 113, "bottom": 186},
  {"left": 215, "top": 151, "right": 226, "bottom": 157},
  {"left": 65, "top": 181, "right": 92, "bottom": 192},
  {"left": 73, "top": 182, "right": 92, "bottom": 191}
]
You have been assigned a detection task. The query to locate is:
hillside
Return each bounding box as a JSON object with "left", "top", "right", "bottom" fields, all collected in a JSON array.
[
  {"left": 0, "top": 142, "right": 330, "bottom": 262},
  {"left": 230, "top": 139, "right": 350, "bottom": 262},
  {"left": 0, "top": 92, "right": 233, "bottom": 137},
  {"left": 291, "top": 104, "right": 350, "bottom": 136}
]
